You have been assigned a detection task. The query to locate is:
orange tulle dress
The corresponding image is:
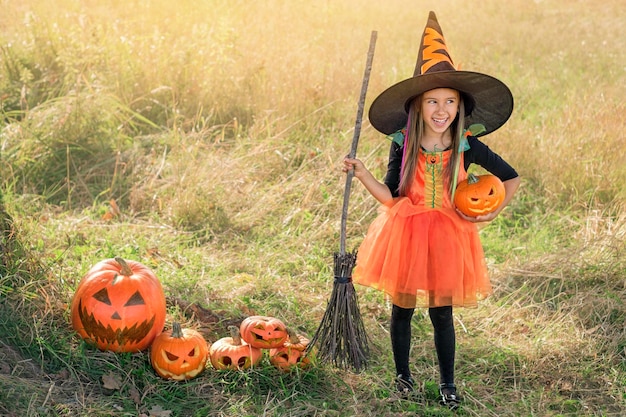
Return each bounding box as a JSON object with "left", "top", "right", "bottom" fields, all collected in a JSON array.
[{"left": 353, "top": 147, "right": 492, "bottom": 309}]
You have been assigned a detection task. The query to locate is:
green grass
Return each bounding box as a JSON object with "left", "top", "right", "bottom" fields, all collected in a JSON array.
[{"left": 1, "top": 0, "right": 626, "bottom": 416}]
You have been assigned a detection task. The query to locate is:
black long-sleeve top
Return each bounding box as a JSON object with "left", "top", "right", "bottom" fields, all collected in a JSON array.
[{"left": 384, "top": 136, "right": 519, "bottom": 198}]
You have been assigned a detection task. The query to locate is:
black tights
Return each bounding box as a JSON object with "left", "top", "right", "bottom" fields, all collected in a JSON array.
[{"left": 390, "top": 304, "right": 455, "bottom": 384}]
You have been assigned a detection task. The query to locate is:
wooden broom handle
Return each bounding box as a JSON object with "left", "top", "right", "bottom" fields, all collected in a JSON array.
[{"left": 340, "top": 30, "right": 377, "bottom": 255}]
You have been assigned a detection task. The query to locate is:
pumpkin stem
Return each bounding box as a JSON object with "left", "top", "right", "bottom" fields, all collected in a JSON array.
[
  {"left": 171, "top": 322, "right": 184, "bottom": 339},
  {"left": 228, "top": 325, "right": 242, "bottom": 346},
  {"left": 467, "top": 173, "right": 479, "bottom": 184},
  {"left": 114, "top": 257, "right": 134, "bottom": 276},
  {"left": 286, "top": 327, "right": 300, "bottom": 344}
]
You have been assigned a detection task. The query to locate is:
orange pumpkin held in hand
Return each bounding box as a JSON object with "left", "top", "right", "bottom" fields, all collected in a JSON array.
[
  {"left": 209, "top": 326, "right": 262, "bottom": 370},
  {"left": 70, "top": 257, "right": 166, "bottom": 352},
  {"left": 269, "top": 328, "right": 313, "bottom": 372},
  {"left": 454, "top": 173, "right": 505, "bottom": 217},
  {"left": 150, "top": 322, "right": 210, "bottom": 381},
  {"left": 240, "top": 315, "right": 288, "bottom": 349}
]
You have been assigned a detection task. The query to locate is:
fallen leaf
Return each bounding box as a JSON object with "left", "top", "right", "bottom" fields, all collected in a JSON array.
[
  {"left": 102, "top": 199, "right": 121, "bottom": 220},
  {"left": 50, "top": 368, "right": 70, "bottom": 380},
  {"left": 101, "top": 371, "right": 122, "bottom": 391},
  {"left": 0, "top": 363, "right": 10, "bottom": 374},
  {"left": 148, "top": 405, "right": 172, "bottom": 417},
  {"left": 129, "top": 386, "right": 141, "bottom": 405},
  {"left": 109, "top": 199, "right": 121, "bottom": 216}
]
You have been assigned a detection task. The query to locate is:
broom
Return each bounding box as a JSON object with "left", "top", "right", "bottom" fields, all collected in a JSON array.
[{"left": 308, "top": 30, "right": 377, "bottom": 373}]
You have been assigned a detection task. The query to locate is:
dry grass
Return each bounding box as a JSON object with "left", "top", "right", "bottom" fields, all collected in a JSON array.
[{"left": 1, "top": 0, "right": 626, "bottom": 416}]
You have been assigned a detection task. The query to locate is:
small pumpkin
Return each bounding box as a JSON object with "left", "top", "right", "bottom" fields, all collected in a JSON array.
[
  {"left": 150, "top": 322, "right": 209, "bottom": 381},
  {"left": 209, "top": 325, "right": 262, "bottom": 370},
  {"left": 269, "top": 328, "right": 313, "bottom": 372},
  {"left": 70, "top": 257, "right": 166, "bottom": 352},
  {"left": 240, "top": 315, "right": 288, "bottom": 349},
  {"left": 454, "top": 173, "right": 505, "bottom": 217}
]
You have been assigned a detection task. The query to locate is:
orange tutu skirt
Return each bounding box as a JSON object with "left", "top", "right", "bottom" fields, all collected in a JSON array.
[{"left": 353, "top": 197, "right": 492, "bottom": 309}]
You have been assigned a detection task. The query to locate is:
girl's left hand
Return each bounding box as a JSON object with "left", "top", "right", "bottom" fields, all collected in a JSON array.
[{"left": 455, "top": 208, "right": 498, "bottom": 223}]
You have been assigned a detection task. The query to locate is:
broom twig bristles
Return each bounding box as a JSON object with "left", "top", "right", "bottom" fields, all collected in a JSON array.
[{"left": 308, "top": 251, "right": 369, "bottom": 372}]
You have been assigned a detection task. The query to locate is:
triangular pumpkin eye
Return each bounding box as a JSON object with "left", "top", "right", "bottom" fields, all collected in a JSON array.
[
  {"left": 165, "top": 352, "right": 179, "bottom": 361},
  {"left": 188, "top": 348, "right": 198, "bottom": 357},
  {"left": 124, "top": 291, "right": 145, "bottom": 306},
  {"left": 93, "top": 288, "right": 112, "bottom": 305}
]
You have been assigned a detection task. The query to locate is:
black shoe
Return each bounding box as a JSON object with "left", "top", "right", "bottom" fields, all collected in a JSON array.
[
  {"left": 439, "top": 383, "right": 461, "bottom": 410},
  {"left": 395, "top": 374, "right": 415, "bottom": 397}
]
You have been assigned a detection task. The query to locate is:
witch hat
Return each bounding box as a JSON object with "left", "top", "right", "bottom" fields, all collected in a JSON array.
[{"left": 368, "top": 11, "right": 513, "bottom": 136}]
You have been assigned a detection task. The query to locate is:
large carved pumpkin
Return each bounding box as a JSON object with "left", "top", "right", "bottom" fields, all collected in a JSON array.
[
  {"left": 454, "top": 173, "right": 505, "bottom": 217},
  {"left": 150, "top": 322, "right": 209, "bottom": 381},
  {"left": 269, "top": 328, "right": 313, "bottom": 372},
  {"left": 70, "top": 257, "right": 166, "bottom": 352},
  {"left": 239, "top": 315, "right": 288, "bottom": 349},
  {"left": 209, "top": 325, "right": 262, "bottom": 370}
]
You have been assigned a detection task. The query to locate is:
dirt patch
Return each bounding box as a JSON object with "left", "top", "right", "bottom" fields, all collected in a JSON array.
[{"left": 0, "top": 341, "right": 43, "bottom": 378}]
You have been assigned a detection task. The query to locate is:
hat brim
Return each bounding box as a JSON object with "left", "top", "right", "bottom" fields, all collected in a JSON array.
[{"left": 368, "top": 71, "right": 513, "bottom": 136}]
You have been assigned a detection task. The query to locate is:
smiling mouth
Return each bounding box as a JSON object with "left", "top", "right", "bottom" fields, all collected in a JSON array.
[{"left": 78, "top": 299, "right": 156, "bottom": 346}]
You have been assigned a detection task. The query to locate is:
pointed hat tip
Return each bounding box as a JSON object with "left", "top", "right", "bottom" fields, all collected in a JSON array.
[{"left": 426, "top": 11, "right": 442, "bottom": 30}]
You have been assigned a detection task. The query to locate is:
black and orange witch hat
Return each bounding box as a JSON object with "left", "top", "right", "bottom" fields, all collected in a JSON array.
[{"left": 368, "top": 11, "right": 513, "bottom": 136}]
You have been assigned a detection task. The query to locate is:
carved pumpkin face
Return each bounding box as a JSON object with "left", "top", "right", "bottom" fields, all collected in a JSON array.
[
  {"left": 269, "top": 328, "right": 312, "bottom": 372},
  {"left": 70, "top": 257, "right": 166, "bottom": 352},
  {"left": 454, "top": 173, "right": 505, "bottom": 217},
  {"left": 426, "top": 153, "right": 441, "bottom": 165},
  {"left": 209, "top": 326, "right": 262, "bottom": 370},
  {"left": 150, "top": 322, "right": 209, "bottom": 381},
  {"left": 239, "top": 316, "right": 288, "bottom": 349}
]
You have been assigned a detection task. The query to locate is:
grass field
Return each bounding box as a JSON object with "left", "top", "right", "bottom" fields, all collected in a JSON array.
[{"left": 1, "top": 0, "right": 625, "bottom": 416}]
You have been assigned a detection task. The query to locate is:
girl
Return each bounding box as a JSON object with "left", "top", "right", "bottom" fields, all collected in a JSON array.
[{"left": 343, "top": 12, "right": 520, "bottom": 410}]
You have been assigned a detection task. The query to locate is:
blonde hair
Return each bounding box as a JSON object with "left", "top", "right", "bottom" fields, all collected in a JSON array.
[{"left": 398, "top": 92, "right": 466, "bottom": 197}]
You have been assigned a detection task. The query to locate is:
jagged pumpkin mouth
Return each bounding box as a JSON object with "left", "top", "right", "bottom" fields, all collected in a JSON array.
[{"left": 78, "top": 299, "right": 156, "bottom": 345}]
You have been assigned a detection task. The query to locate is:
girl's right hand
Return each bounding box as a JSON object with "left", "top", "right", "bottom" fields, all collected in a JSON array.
[
  {"left": 342, "top": 157, "right": 366, "bottom": 178},
  {"left": 343, "top": 156, "right": 394, "bottom": 204}
]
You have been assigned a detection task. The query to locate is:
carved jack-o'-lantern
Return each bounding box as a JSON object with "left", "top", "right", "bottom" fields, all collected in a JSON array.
[
  {"left": 70, "top": 257, "right": 166, "bottom": 352},
  {"left": 239, "top": 316, "right": 288, "bottom": 349},
  {"left": 269, "top": 328, "right": 313, "bottom": 372},
  {"left": 454, "top": 173, "right": 505, "bottom": 217},
  {"left": 209, "top": 326, "right": 262, "bottom": 370},
  {"left": 150, "top": 322, "right": 209, "bottom": 381},
  {"left": 426, "top": 153, "right": 441, "bottom": 165}
]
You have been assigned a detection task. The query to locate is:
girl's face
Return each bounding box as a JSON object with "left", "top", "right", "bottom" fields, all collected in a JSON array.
[{"left": 420, "top": 88, "right": 460, "bottom": 136}]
